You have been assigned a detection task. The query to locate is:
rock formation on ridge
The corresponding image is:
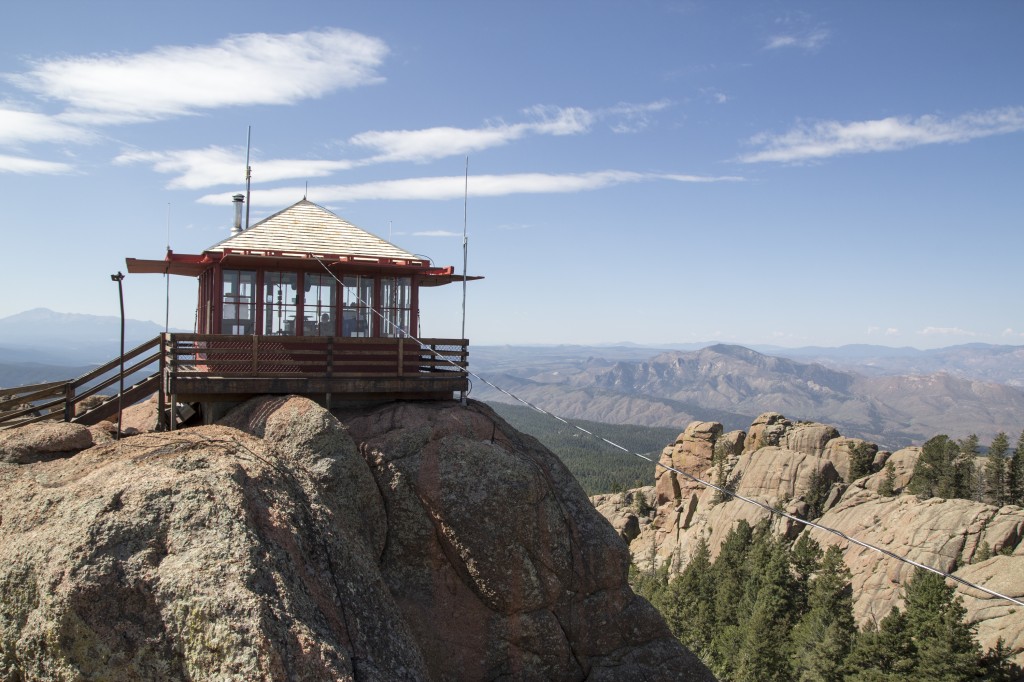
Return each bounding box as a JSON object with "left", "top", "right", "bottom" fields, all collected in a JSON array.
[
  {"left": 607, "top": 411, "right": 1024, "bottom": 666},
  {"left": 0, "top": 396, "right": 713, "bottom": 681}
]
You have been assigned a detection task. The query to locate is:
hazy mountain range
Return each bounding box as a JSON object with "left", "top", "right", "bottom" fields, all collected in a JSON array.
[
  {"left": 470, "top": 343, "right": 1024, "bottom": 449},
  {"left": 0, "top": 308, "right": 186, "bottom": 387},
  {"left": 3, "top": 309, "right": 1023, "bottom": 449}
]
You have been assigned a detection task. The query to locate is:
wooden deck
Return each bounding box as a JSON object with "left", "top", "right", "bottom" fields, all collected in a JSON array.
[
  {"left": 0, "top": 333, "right": 469, "bottom": 431},
  {"left": 166, "top": 333, "right": 469, "bottom": 403}
]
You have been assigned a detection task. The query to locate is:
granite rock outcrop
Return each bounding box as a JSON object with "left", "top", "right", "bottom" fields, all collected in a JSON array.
[
  {"left": 0, "top": 396, "right": 713, "bottom": 681},
  {"left": 602, "top": 411, "right": 1024, "bottom": 666}
]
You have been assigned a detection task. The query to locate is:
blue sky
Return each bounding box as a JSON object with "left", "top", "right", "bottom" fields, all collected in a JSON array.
[{"left": 1, "top": 0, "right": 1022, "bottom": 348}]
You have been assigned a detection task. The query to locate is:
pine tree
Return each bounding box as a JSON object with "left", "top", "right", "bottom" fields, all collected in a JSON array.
[
  {"left": 845, "top": 609, "right": 916, "bottom": 681},
  {"left": 848, "top": 441, "right": 877, "bottom": 481},
  {"left": 902, "top": 568, "right": 981, "bottom": 680},
  {"left": 712, "top": 519, "right": 754, "bottom": 628},
  {"left": 980, "top": 637, "right": 1024, "bottom": 681},
  {"left": 909, "top": 435, "right": 954, "bottom": 498},
  {"left": 909, "top": 435, "right": 975, "bottom": 500},
  {"left": 790, "top": 545, "right": 857, "bottom": 682},
  {"left": 661, "top": 537, "right": 717, "bottom": 661},
  {"left": 629, "top": 546, "right": 670, "bottom": 614},
  {"left": 878, "top": 461, "right": 897, "bottom": 497},
  {"left": 954, "top": 434, "right": 978, "bottom": 501},
  {"left": 732, "top": 535, "right": 797, "bottom": 682},
  {"left": 1008, "top": 429, "right": 1024, "bottom": 506},
  {"left": 707, "top": 520, "right": 755, "bottom": 677},
  {"left": 805, "top": 467, "right": 832, "bottom": 519},
  {"left": 985, "top": 432, "right": 1010, "bottom": 505}
]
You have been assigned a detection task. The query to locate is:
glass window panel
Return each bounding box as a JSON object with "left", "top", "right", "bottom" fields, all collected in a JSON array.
[
  {"left": 342, "top": 275, "right": 373, "bottom": 337},
  {"left": 381, "top": 276, "right": 411, "bottom": 338},
  {"left": 263, "top": 271, "right": 298, "bottom": 335},
  {"left": 303, "top": 273, "right": 337, "bottom": 336},
  {"left": 221, "top": 269, "right": 256, "bottom": 335}
]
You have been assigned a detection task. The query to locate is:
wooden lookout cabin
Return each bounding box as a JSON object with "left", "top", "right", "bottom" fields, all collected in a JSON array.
[
  {"left": 0, "top": 196, "right": 478, "bottom": 431},
  {"left": 122, "top": 197, "right": 476, "bottom": 425}
]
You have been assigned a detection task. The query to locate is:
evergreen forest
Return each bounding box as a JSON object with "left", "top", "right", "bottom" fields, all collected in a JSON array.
[
  {"left": 487, "top": 401, "right": 677, "bottom": 494},
  {"left": 631, "top": 519, "right": 1021, "bottom": 682}
]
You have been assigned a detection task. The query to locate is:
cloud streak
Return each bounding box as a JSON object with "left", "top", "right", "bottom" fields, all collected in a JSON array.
[
  {"left": 8, "top": 28, "right": 388, "bottom": 124},
  {"left": 918, "top": 326, "right": 976, "bottom": 337},
  {"left": 198, "top": 171, "right": 743, "bottom": 206},
  {"left": 115, "top": 146, "right": 357, "bottom": 190},
  {"left": 120, "top": 102, "right": 676, "bottom": 189},
  {"left": 741, "top": 107, "right": 1024, "bottom": 163},
  {"left": 765, "top": 28, "right": 830, "bottom": 51},
  {"left": 0, "top": 106, "right": 94, "bottom": 146},
  {"left": 349, "top": 105, "right": 594, "bottom": 163},
  {"left": 0, "top": 153, "right": 74, "bottom": 174}
]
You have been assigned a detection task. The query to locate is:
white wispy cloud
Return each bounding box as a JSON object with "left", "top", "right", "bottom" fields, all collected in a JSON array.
[
  {"left": 0, "top": 106, "right": 94, "bottom": 146},
  {"left": 918, "top": 326, "right": 976, "bottom": 337},
  {"left": 765, "top": 28, "right": 830, "bottom": 51},
  {"left": 412, "top": 230, "right": 461, "bottom": 237},
  {"left": 8, "top": 28, "right": 388, "bottom": 125},
  {"left": 867, "top": 326, "right": 901, "bottom": 337},
  {"left": 349, "top": 105, "right": 594, "bottom": 163},
  {"left": 116, "top": 108, "right": 590, "bottom": 189},
  {"left": 603, "top": 100, "right": 672, "bottom": 133},
  {"left": 198, "top": 170, "right": 742, "bottom": 206},
  {"left": 125, "top": 102, "right": 681, "bottom": 190},
  {"left": 114, "top": 146, "right": 356, "bottom": 190},
  {"left": 741, "top": 107, "right": 1024, "bottom": 163},
  {"left": 0, "top": 153, "right": 74, "bottom": 174}
]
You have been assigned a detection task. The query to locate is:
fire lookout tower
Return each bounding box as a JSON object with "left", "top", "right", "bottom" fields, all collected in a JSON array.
[{"left": 124, "top": 197, "right": 479, "bottom": 424}]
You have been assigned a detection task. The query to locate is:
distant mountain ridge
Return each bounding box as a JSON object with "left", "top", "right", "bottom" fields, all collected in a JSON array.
[
  {"left": 4, "top": 310, "right": 1023, "bottom": 447},
  {"left": 767, "top": 342, "right": 1024, "bottom": 388},
  {"left": 473, "top": 343, "right": 1024, "bottom": 449},
  {"left": 0, "top": 308, "right": 184, "bottom": 366}
]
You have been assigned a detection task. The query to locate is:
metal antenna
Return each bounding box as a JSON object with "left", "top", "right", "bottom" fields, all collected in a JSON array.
[
  {"left": 245, "top": 126, "right": 252, "bottom": 229},
  {"left": 460, "top": 157, "right": 469, "bottom": 405},
  {"left": 164, "top": 202, "right": 171, "bottom": 333}
]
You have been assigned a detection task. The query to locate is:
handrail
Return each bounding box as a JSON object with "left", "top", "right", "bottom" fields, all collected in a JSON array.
[
  {"left": 0, "top": 380, "right": 66, "bottom": 400},
  {"left": 70, "top": 336, "right": 162, "bottom": 389},
  {"left": 0, "top": 335, "right": 164, "bottom": 430}
]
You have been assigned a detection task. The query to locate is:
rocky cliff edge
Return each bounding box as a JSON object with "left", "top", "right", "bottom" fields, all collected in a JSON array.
[{"left": 0, "top": 396, "right": 713, "bottom": 681}]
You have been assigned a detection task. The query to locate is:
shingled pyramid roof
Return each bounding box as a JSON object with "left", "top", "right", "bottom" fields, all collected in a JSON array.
[{"left": 205, "top": 199, "right": 422, "bottom": 263}]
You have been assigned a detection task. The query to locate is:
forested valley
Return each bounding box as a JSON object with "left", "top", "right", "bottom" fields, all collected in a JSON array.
[{"left": 487, "top": 401, "right": 674, "bottom": 494}]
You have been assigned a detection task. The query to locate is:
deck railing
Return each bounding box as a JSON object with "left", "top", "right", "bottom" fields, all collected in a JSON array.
[
  {"left": 165, "top": 333, "right": 468, "bottom": 378},
  {"left": 0, "top": 333, "right": 468, "bottom": 430},
  {"left": 0, "top": 335, "right": 163, "bottom": 429}
]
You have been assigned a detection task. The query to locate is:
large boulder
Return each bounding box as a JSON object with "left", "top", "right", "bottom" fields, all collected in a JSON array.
[
  {"left": 633, "top": 414, "right": 842, "bottom": 572},
  {"left": 0, "top": 421, "right": 92, "bottom": 463},
  {"left": 336, "top": 401, "right": 710, "bottom": 681},
  {"left": 0, "top": 396, "right": 713, "bottom": 681},
  {"left": 822, "top": 436, "right": 878, "bottom": 482},
  {"left": 654, "top": 421, "right": 723, "bottom": 509},
  {"left": 861, "top": 446, "right": 920, "bottom": 494},
  {"left": 783, "top": 422, "right": 840, "bottom": 457}
]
